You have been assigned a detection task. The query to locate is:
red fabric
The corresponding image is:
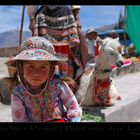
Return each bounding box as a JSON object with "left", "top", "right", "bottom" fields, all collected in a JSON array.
[
  {"left": 48, "top": 119, "right": 66, "bottom": 123},
  {"left": 111, "top": 59, "right": 132, "bottom": 70},
  {"left": 93, "top": 77, "right": 111, "bottom": 105},
  {"left": 116, "top": 96, "right": 121, "bottom": 100},
  {"left": 54, "top": 45, "right": 69, "bottom": 76},
  {"left": 54, "top": 45, "right": 69, "bottom": 55},
  {"left": 123, "top": 59, "right": 132, "bottom": 66},
  {"left": 95, "top": 41, "right": 99, "bottom": 56},
  {"left": 111, "top": 65, "right": 117, "bottom": 70}
]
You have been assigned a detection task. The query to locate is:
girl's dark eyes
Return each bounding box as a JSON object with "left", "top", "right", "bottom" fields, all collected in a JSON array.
[
  {"left": 26, "top": 65, "right": 49, "bottom": 69},
  {"left": 28, "top": 66, "right": 47, "bottom": 69},
  {"left": 41, "top": 66, "right": 47, "bottom": 69}
]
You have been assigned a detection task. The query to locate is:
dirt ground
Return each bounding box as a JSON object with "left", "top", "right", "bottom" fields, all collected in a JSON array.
[{"left": 0, "top": 57, "right": 9, "bottom": 78}]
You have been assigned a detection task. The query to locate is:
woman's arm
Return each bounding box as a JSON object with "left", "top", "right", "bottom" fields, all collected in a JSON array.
[
  {"left": 11, "top": 94, "right": 28, "bottom": 122},
  {"left": 72, "top": 6, "right": 89, "bottom": 68},
  {"left": 71, "top": 5, "right": 81, "bottom": 28},
  {"left": 27, "top": 6, "right": 39, "bottom": 35},
  {"left": 60, "top": 81, "right": 82, "bottom": 122},
  {"left": 27, "top": 6, "right": 39, "bottom": 19}
]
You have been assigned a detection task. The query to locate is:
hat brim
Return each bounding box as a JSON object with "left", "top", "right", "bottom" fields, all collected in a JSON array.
[
  {"left": 86, "top": 31, "right": 97, "bottom": 35},
  {"left": 5, "top": 49, "right": 68, "bottom": 66}
]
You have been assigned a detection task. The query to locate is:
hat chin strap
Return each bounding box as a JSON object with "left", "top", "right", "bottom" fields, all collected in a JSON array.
[
  {"left": 16, "top": 61, "right": 55, "bottom": 96},
  {"left": 47, "top": 62, "right": 55, "bottom": 81}
]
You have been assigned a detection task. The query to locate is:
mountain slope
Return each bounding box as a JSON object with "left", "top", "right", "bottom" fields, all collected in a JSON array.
[
  {"left": 0, "top": 29, "right": 31, "bottom": 48},
  {"left": 95, "top": 24, "right": 116, "bottom": 32}
]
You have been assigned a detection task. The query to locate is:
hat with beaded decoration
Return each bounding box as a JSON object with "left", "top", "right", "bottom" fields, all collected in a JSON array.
[{"left": 6, "top": 36, "right": 68, "bottom": 66}]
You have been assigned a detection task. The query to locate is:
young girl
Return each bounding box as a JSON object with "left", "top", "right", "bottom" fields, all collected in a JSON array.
[{"left": 6, "top": 36, "right": 82, "bottom": 122}]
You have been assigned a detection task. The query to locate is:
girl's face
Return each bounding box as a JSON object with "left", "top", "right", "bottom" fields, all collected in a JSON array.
[{"left": 23, "top": 60, "right": 51, "bottom": 87}]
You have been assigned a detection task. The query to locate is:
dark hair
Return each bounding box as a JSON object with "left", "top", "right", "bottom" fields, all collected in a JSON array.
[{"left": 110, "top": 32, "right": 119, "bottom": 39}]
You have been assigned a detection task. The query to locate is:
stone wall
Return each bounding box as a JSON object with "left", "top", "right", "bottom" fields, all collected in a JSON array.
[{"left": 0, "top": 47, "right": 18, "bottom": 57}]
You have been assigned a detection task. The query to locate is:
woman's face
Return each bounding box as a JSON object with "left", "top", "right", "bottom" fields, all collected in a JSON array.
[
  {"left": 87, "top": 32, "right": 97, "bottom": 40},
  {"left": 23, "top": 60, "right": 51, "bottom": 87}
]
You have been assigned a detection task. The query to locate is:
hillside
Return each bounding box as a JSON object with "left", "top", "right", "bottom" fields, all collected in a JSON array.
[
  {"left": 0, "top": 29, "right": 32, "bottom": 48},
  {"left": 95, "top": 24, "right": 116, "bottom": 32}
]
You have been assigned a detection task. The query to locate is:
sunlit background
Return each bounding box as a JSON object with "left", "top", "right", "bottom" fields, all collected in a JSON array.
[{"left": 0, "top": 5, "right": 124, "bottom": 33}]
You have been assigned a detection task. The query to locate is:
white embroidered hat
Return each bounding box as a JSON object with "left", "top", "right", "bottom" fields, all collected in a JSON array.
[{"left": 6, "top": 36, "right": 68, "bottom": 66}]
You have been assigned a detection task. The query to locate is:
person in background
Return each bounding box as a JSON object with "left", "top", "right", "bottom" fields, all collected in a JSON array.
[
  {"left": 126, "top": 43, "right": 138, "bottom": 58},
  {"left": 109, "top": 31, "right": 119, "bottom": 39},
  {"left": 6, "top": 36, "right": 82, "bottom": 122},
  {"left": 109, "top": 31, "right": 123, "bottom": 55},
  {"left": 85, "top": 28, "right": 103, "bottom": 69}
]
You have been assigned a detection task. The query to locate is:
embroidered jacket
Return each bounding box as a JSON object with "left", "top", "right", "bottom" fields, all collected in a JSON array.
[{"left": 11, "top": 77, "right": 82, "bottom": 122}]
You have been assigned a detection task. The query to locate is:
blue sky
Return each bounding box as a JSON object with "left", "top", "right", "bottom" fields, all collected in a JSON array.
[{"left": 0, "top": 5, "right": 124, "bottom": 33}]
